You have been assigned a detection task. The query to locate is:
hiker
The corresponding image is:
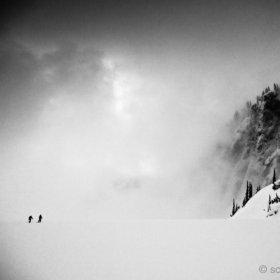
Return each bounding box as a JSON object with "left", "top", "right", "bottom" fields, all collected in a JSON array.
[
  {"left": 28, "top": 215, "right": 33, "bottom": 223},
  {"left": 38, "top": 214, "right": 43, "bottom": 223}
]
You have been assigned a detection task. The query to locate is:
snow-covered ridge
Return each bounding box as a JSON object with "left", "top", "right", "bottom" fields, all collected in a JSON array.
[{"left": 233, "top": 180, "right": 280, "bottom": 219}]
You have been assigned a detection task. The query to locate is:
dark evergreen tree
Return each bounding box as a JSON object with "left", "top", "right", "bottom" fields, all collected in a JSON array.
[
  {"left": 256, "top": 185, "right": 261, "bottom": 193},
  {"left": 242, "top": 181, "right": 253, "bottom": 207},
  {"left": 273, "top": 169, "right": 276, "bottom": 185},
  {"left": 268, "top": 195, "right": 272, "bottom": 212},
  {"left": 246, "top": 181, "right": 249, "bottom": 200},
  {"left": 242, "top": 182, "right": 249, "bottom": 207},
  {"left": 248, "top": 182, "right": 253, "bottom": 199},
  {"left": 230, "top": 198, "right": 240, "bottom": 217},
  {"left": 231, "top": 199, "right": 236, "bottom": 217}
]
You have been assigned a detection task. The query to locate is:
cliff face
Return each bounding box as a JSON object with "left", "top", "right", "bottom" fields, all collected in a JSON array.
[{"left": 220, "top": 84, "right": 280, "bottom": 200}]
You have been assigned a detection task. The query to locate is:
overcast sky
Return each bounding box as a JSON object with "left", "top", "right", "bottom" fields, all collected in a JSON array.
[{"left": 1, "top": 0, "right": 280, "bottom": 220}]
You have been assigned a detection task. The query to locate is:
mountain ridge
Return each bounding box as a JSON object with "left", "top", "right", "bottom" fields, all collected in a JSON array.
[{"left": 218, "top": 84, "right": 280, "bottom": 204}]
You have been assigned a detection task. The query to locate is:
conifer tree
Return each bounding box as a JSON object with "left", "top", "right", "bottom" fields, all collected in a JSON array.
[
  {"left": 246, "top": 181, "right": 249, "bottom": 200},
  {"left": 268, "top": 195, "right": 272, "bottom": 212},
  {"left": 231, "top": 199, "right": 236, "bottom": 217},
  {"left": 243, "top": 182, "right": 249, "bottom": 207},
  {"left": 230, "top": 198, "right": 240, "bottom": 217},
  {"left": 272, "top": 169, "right": 276, "bottom": 185},
  {"left": 248, "top": 182, "right": 253, "bottom": 199},
  {"left": 242, "top": 181, "right": 254, "bottom": 207}
]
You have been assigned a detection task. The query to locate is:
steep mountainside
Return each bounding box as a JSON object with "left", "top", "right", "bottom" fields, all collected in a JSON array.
[{"left": 219, "top": 84, "right": 280, "bottom": 202}]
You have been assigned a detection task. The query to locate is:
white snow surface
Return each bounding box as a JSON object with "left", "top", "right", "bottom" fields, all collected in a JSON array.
[
  {"left": 233, "top": 180, "right": 280, "bottom": 219},
  {"left": 2, "top": 181, "right": 280, "bottom": 279},
  {"left": 1, "top": 220, "right": 280, "bottom": 280}
]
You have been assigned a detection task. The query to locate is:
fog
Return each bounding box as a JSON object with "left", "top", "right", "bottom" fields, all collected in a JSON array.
[{"left": 1, "top": 0, "right": 280, "bottom": 220}]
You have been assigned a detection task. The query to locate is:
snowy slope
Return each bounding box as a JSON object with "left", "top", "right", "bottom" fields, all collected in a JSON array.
[
  {"left": 2, "top": 220, "right": 280, "bottom": 280},
  {"left": 233, "top": 180, "right": 280, "bottom": 219}
]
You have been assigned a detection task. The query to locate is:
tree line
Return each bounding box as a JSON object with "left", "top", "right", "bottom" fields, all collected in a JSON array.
[{"left": 230, "top": 168, "right": 278, "bottom": 217}]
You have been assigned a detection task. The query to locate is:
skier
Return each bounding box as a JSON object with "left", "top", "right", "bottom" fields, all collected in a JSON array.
[
  {"left": 38, "top": 214, "right": 43, "bottom": 223},
  {"left": 28, "top": 215, "right": 33, "bottom": 223}
]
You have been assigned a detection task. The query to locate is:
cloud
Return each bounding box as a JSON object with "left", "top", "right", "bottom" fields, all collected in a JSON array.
[
  {"left": 0, "top": 41, "right": 42, "bottom": 137},
  {"left": 2, "top": 0, "right": 280, "bottom": 220},
  {"left": 0, "top": 40, "right": 106, "bottom": 140},
  {"left": 0, "top": 37, "right": 229, "bottom": 220}
]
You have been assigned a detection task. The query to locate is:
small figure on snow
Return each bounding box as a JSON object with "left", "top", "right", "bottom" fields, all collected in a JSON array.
[
  {"left": 28, "top": 215, "right": 33, "bottom": 223},
  {"left": 37, "top": 214, "right": 43, "bottom": 223}
]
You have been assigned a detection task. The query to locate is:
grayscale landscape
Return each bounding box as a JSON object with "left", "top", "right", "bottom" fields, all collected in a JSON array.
[{"left": 1, "top": 0, "right": 280, "bottom": 279}]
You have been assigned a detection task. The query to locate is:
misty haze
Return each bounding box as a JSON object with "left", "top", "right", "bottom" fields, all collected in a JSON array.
[{"left": 2, "top": 0, "right": 280, "bottom": 279}]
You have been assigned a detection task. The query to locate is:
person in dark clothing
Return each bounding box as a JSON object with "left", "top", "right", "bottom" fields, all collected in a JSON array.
[
  {"left": 37, "top": 214, "right": 43, "bottom": 223},
  {"left": 28, "top": 216, "right": 33, "bottom": 223}
]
